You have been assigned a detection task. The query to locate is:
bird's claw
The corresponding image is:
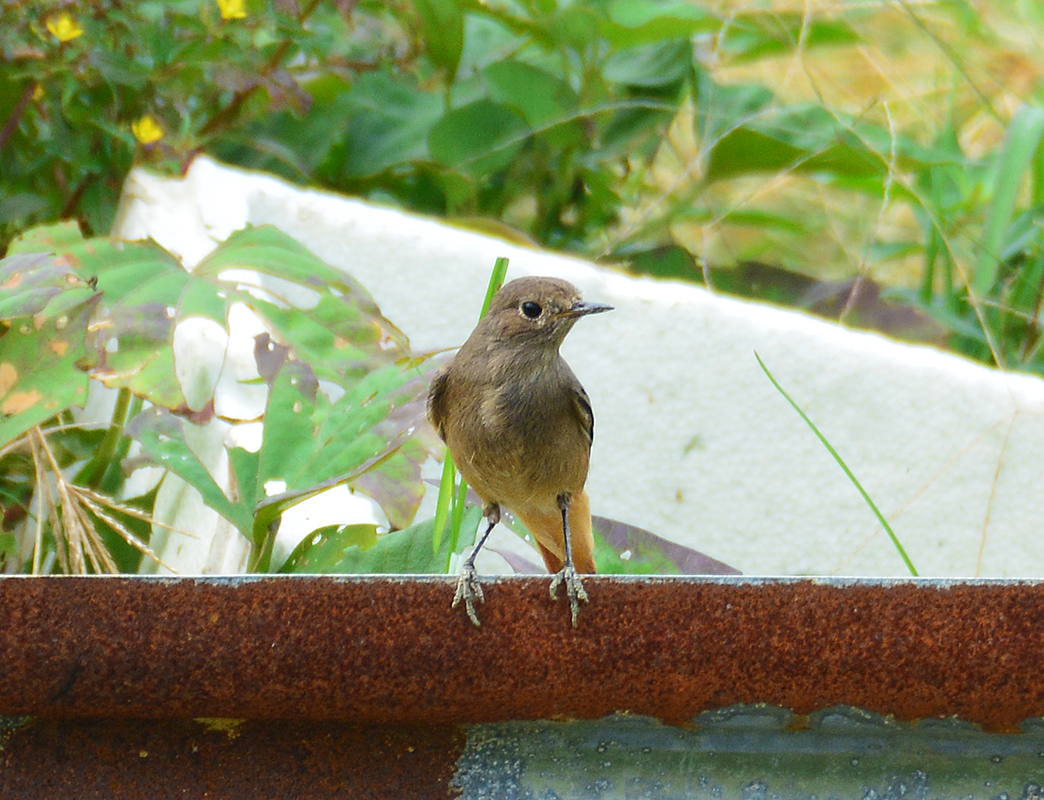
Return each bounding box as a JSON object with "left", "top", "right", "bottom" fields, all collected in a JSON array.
[
  {"left": 549, "top": 564, "right": 589, "bottom": 627},
  {"left": 452, "top": 561, "right": 485, "bottom": 627}
]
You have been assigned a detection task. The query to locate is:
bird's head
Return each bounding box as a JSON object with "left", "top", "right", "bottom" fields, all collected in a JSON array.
[{"left": 477, "top": 276, "right": 613, "bottom": 351}]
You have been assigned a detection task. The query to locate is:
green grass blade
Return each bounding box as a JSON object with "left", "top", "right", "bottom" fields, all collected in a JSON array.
[
  {"left": 432, "top": 256, "right": 510, "bottom": 558},
  {"left": 755, "top": 352, "right": 919, "bottom": 577},
  {"left": 973, "top": 106, "right": 1044, "bottom": 296}
]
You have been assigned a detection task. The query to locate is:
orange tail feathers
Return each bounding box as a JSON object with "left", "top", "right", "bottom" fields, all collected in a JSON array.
[{"left": 517, "top": 489, "right": 596, "bottom": 575}]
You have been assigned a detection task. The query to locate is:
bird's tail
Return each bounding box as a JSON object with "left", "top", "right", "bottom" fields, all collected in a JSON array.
[{"left": 518, "top": 489, "right": 596, "bottom": 575}]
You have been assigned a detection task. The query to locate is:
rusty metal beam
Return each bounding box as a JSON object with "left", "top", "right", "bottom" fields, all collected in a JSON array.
[
  {"left": 0, "top": 718, "right": 463, "bottom": 799},
  {"left": 2, "top": 575, "right": 1043, "bottom": 731}
]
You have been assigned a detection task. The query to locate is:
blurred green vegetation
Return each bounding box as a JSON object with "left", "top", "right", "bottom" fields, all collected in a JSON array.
[
  {"left": 0, "top": 221, "right": 442, "bottom": 574},
  {"left": 3, "top": 0, "right": 1044, "bottom": 575},
  {"left": 4, "top": 1, "right": 1044, "bottom": 374}
]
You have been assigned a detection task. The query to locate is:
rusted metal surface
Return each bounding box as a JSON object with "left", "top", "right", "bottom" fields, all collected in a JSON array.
[
  {"left": 2, "top": 575, "right": 1044, "bottom": 730},
  {"left": 0, "top": 718, "right": 464, "bottom": 799}
]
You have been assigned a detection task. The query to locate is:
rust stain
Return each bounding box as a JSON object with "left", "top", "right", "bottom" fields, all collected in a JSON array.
[
  {"left": 0, "top": 718, "right": 465, "bottom": 799},
  {"left": 0, "top": 576, "right": 1043, "bottom": 731}
]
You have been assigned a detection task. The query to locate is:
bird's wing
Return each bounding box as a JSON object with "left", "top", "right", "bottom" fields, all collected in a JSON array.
[
  {"left": 426, "top": 366, "right": 449, "bottom": 441},
  {"left": 571, "top": 382, "right": 595, "bottom": 446}
]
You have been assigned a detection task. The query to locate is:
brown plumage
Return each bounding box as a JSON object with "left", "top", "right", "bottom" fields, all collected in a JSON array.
[{"left": 427, "top": 276, "right": 612, "bottom": 626}]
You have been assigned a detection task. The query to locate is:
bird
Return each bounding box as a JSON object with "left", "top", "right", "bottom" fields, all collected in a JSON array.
[{"left": 427, "top": 276, "right": 612, "bottom": 627}]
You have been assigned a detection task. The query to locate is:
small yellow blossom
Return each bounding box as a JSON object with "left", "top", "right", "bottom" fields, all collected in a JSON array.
[
  {"left": 46, "top": 13, "right": 84, "bottom": 42},
  {"left": 217, "top": 0, "right": 246, "bottom": 20},
  {"left": 32, "top": 84, "right": 45, "bottom": 102},
  {"left": 132, "top": 115, "right": 164, "bottom": 145}
]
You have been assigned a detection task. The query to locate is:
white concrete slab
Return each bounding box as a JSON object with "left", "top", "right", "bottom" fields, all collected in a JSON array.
[{"left": 112, "top": 156, "right": 1044, "bottom": 577}]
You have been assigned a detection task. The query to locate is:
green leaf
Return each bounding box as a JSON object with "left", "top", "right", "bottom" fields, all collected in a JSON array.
[
  {"left": 603, "top": 39, "right": 693, "bottom": 88},
  {"left": 278, "top": 523, "right": 379, "bottom": 572},
  {"left": 0, "top": 251, "right": 97, "bottom": 319},
  {"left": 8, "top": 223, "right": 409, "bottom": 414},
  {"left": 0, "top": 532, "right": 19, "bottom": 571},
  {"left": 695, "top": 75, "right": 775, "bottom": 142},
  {"left": 193, "top": 225, "right": 410, "bottom": 384},
  {"left": 350, "top": 437, "right": 427, "bottom": 530},
  {"left": 415, "top": 0, "right": 464, "bottom": 81},
  {"left": 340, "top": 71, "right": 445, "bottom": 178},
  {"left": 0, "top": 254, "right": 100, "bottom": 448},
  {"left": 280, "top": 506, "right": 482, "bottom": 574},
  {"left": 0, "top": 193, "right": 51, "bottom": 226},
  {"left": 428, "top": 99, "right": 529, "bottom": 176},
  {"left": 126, "top": 407, "right": 255, "bottom": 536},
  {"left": 483, "top": 59, "right": 579, "bottom": 131},
  {"left": 601, "top": 0, "right": 719, "bottom": 47},
  {"left": 248, "top": 339, "right": 430, "bottom": 564},
  {"left": 6, "top": 221, "right": 87, "bottom": 254}
]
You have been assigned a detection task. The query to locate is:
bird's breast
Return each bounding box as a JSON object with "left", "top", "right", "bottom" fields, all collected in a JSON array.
[{"left": 444, "top": 372, "right": 590, "bottom": 513}]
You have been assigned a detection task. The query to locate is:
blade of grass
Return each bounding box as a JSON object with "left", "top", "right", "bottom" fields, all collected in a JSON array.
[
  {"left": 432, "top": 256, "right": 510, "bottom": 563},
  {"left": 972, "top": 106, "right": 1044, "bottom": 296},
  {"left": 754, "top": 351, "right": 919, "bottom": 577}
]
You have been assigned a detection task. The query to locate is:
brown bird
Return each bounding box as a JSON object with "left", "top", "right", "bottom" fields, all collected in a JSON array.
[{"left": 427, "top": 276, "right": 612, "bottom": 627}]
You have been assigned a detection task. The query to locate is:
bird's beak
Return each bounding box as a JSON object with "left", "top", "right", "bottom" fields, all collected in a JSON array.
[{"left": 558, "top": 300, "right": 614, "bottom": 319}]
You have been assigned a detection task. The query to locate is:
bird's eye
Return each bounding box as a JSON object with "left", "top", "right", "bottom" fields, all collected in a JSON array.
[{"left": 521, "top": 301, "right": 542, "bottom": 319}]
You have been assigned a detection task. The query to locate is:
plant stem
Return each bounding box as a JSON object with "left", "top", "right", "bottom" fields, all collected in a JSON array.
[{"left": 75, "top": 388, "right": 133, "bottom": 490}]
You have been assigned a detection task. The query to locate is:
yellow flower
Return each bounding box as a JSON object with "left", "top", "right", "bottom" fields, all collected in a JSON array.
[
  {"left": 132, "top": 115, "right": 164, "bottom": 145},
  {"left": 217, "top": 0, "right": 246, "bottom": 20},
  {"left": 32, "top": 84, "right": 45, "bottom": 102},
  {"left": 46, "top": 13, "right": 84, "bottom": 42}
]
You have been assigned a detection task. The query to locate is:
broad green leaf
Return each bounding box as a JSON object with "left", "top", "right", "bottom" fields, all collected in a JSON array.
[
  {"left": 703, "top": 105, "right": 927, "bottom": 187},
  {"left": 415, "top": 0, "right": 464, "bottom": 80},
  {"left": 0, "top": 193, "right": 51, "bottom": 225},
  {"left": 126, "top": 407, "right": 254, "bottom": 535},
  {"left": 341, "top": 71, "right": 445, "bottom": 178},
  {"left": 304, "top": 361, "right": 425, "bottom": 487},
  {"left": 256, "top": 355, "right": 322, "bottom": 494},
  {"left": 428, "top": 99, "right": 529, "bottom": 176},
  {"left": 248, "top": 340, "right": 430, "bottom": 559},
  {"left": 194, "top": 225, "right": 409, "bottom": 383},
  {"left": 696, "top": 75, "right": 775, "bottom": 142},
  {"left": 9, "top": 224, "right": 409, "bottom": 413},
  {"left": 350, "top": 437, "right": 427, "bottom": 530},
  {"left": 0, "top": 251, "right": 97, "bottom": 319},
  {"left": 483, "top": 59, "right": 579, "bottom": 130},
  {"left": 603, "top": 39, "right": 693, "bottom": 88},
  {"left": 280, "top": 506, "right": 481, "bottom": 574},
  {"left": 278, "top": 523, "right": 379, "bottom": 572},
  {"left": 0, "top": 532, "right": 18, "bottom": 570},
  {"left": 6, "top": 221, "right": 86, "bottom": 254},
  {"left": 601, "top": 0, "right": 719, "bottom": 47},
  {"left": 0, "top": 291, "right": 98, "bottom": 448}
]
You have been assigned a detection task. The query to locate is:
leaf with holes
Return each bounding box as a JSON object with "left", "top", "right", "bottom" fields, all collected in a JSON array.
[
  {"left": 0, "top": 254, "right": 100, "bottom": 448},
  {"left": 280, "top": 506, "right": 482, "bottom": 574}
]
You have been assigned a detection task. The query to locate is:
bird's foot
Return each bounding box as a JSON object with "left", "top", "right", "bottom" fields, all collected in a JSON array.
[
  {"left": 452, "top": 561, "right": 485, "bottom": 627},
  {"left": 549, "top": 564, "right": 589, "bottom": 628}
]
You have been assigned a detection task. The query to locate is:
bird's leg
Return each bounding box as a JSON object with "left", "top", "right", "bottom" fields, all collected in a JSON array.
[
  {"left": 453, "top": 503, "right": 500, "bottom": 627},
  {"left": 548, "top": 492, "right": 589, "bottom": 627}
]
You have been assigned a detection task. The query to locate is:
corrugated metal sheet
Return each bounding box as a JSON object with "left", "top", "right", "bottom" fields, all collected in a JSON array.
[{"left": 2, "top": 575, "right": 1043, "bottom": 798}]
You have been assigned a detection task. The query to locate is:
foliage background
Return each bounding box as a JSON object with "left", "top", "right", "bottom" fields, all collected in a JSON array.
[
  {"left": 5, "top": 0, "right": 1044, "bottom": 372},
  {"left": 2, "top": 0, "right": 1044, "bottom": 574}
]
